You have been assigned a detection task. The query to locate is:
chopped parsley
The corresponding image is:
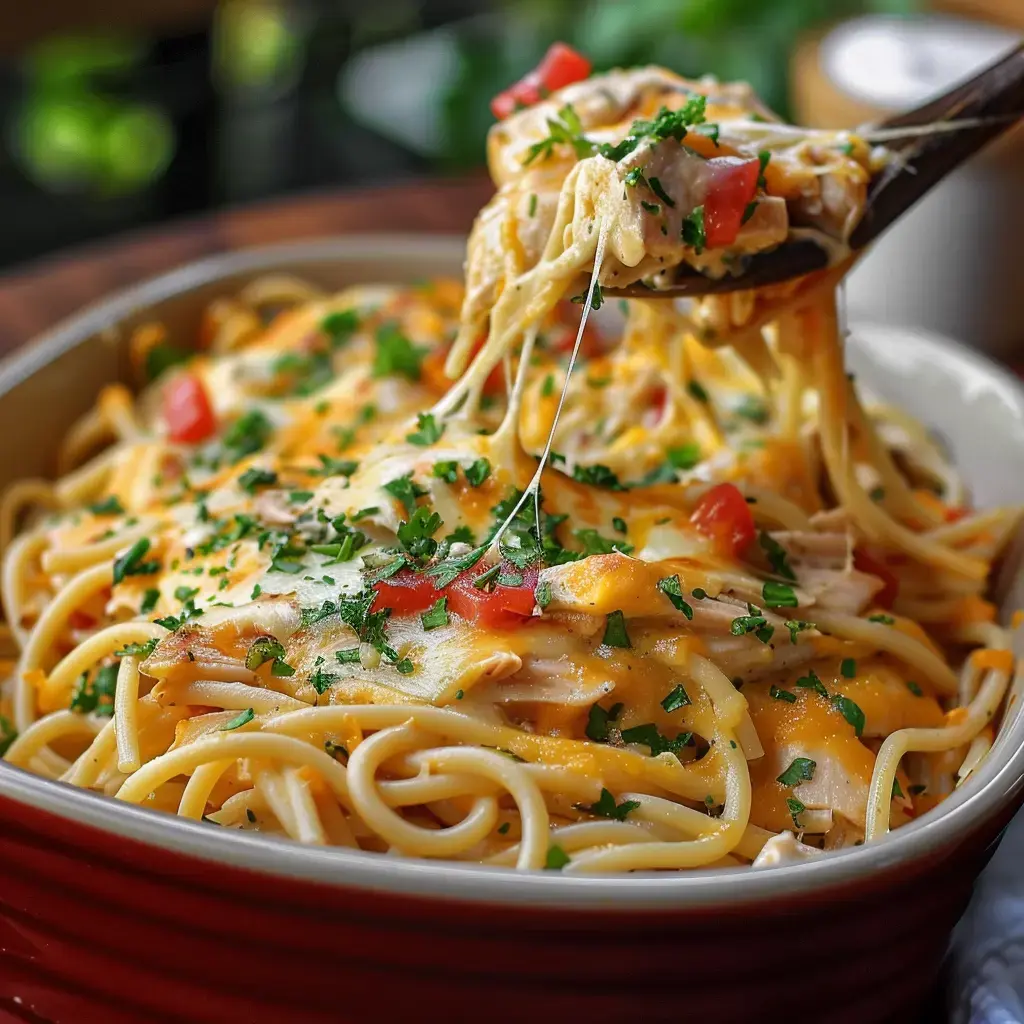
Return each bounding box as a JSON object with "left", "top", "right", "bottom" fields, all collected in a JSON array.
[
  {"left": 535, "top": 579, "right": 553, "bottom": 609},
  {"left": 580, "top": 788, "right": 640, "bottom": 821},
  {"left": 140, "top": 588, "right": 160, "bottom": 614},
  {"left": 309, "top": 660, "right": 336, "bottom": 695},
  {"left": 426, "top": 544, "right": 486, "bottom": 588},
  {"left": 574, "top": 529, "right": 632, "bottom": 557},
  {"left": 612, "top": 517, "right": 627, "bottom": 535},
  {"left": 840, "top": 657, "right": 857, "bottom": 679},
  {"left": 541, "top": 373, "right": 556, "bottom": 397},
  {"left": 777, "top": 757, "right": 816, "bottom": 787},
  {"left": 396, "top": 505, "right": 443, "bottom": 561},
  {"left": 786, "top": 797, "right": 806, "bottom": 827},
  {"left": 833, "top": 694, "right": 865, "bottom": 736},
  {"left": 906, "top": 680, "right": 923, "bottom": 697},
  {"left": 757, "top": 149, "right": 771, "bottom": 188},
  {"left": 115, "top": 639, "right": 159, "bottom": 658},
  {"left": 656, "top": 575, "right": 693, "bottom": 620},
  {"left": 601, "top": 610, "right": 631, "bottom": 648},
  {"left": 570, "top": 283, "right": 604, "bottom": 311},
  {"left": 784, "top": 620, "right": 813, "bottom": 645},
  {"left": 112, "top": 538, "right": 161, "bottom": 585},
  {"left": 382, "top": 473, "right": 427, "bottom": 516},
  {"left": 796, "top": 669, "right": 829, "bottom": 698},
  {"left": 869, "top": 613, "right": 895, "bottom": 625},
  {"left": 759, "top": 532, "right": 796, "bottom": 581},
  {"left": 464, "top": 458, "right": 492, "bottom": 487},
  {"left": 892, "top": 778, "right": 904, "bottom": 800},
  {"left": 770, "top": 686, "right": 797, "bottom": 703},
  {"left": 238, "top": 467, "right": 278, "bottom": 494},
  {"left": 432, "top": 460, "right": 459, "bottom": 484},
  {"left": 245, "top": 637, "right": 295, "bottom": 677},
  {"left": 527, "top": 193, "right": 537, "bottom": 216},
  {"left": 372, "top": 323, "right": 426, "bottom": 381},
  {"left": 420, "top": 597, "right": 449, "bottom": 631},
  {"left": 762, "top": 581, "right": 798, "bottom": 609},
  {"left": 223, "top": 409, "right": 272, "bottom": 463},
  {"left": 621, "top": 723, "right": 692, "bottom": 758},
  {"left": 90, "top": 495, "right": 124, "bottom": 516},
  {"left": 741, "top": 200, "right": 758, "bottom": 225},
  {"left": 668, "top": 443, "right": 701, "bottom": 469},
  {"left": 661, "top": 684, "right": 691, "bottom": 712},
  {"left": 681, "top": 205, "right": 706, "bottom": 253},
  {"left": 730, "top": 609, "right": 773, "bottom": 645},
  {"left": 145, "top": 342, "right": 190, "bottom": 382},
  {"left": 735, "top": 395, "right": 769, "bottom": 424},
  {"left": 572, "top": 463, "right": 624, "bottom": 490},
  {"left": 585, "top": 701, "right": 623, "bottom": 743},
  {"left": 406, "top": 412, "right": 445, "bottom": 446},
  {"left": 220, "top": 708, "right": 255, "bottom": 731},
  {"left": 321, "top": 308, "right": 360, "bottom": 344},
  {"left": 597, "top": 96, "right": 708, "bottom": 161},
  {"left": 648, "top": 175, "right": 676, "bottom": 207},
  {"left": 545, "top": 845, "right": 571, "bottom": 870},
  {"left": 310, "top": 455, "right": 358, "bottom": 478},
  {"left": 686, "top": 379, "right": 709, "bottom": 403},
  {"left": 154, "top": 597, "right": 203, "bottom": 632},
  {"left": 523, "top": 104, "right": 595, "bottom": 164},
  {"left": 69, "top": 664, "right": 118, "bottom": 717},
  {"left": 0, "top": 716, "right": 16, "bottom": 757}
]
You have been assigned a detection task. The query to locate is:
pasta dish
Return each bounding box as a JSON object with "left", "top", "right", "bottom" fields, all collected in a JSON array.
[{"left": 1, "top": 45, "right": 1019, "bottom": 874}]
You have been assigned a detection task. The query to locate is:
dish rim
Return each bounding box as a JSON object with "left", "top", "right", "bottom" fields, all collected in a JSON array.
[{"left": 1, "top": 232, "right": 1022, "bottom": 910}]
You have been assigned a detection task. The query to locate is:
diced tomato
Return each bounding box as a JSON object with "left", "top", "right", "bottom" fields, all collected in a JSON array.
[
  {"left": 163, "top": 372, "right": 216, "bottom": 444},
  {"left": 853, "top": 547, "right": 900, "bottom": 609},
  {"left": 422, "top": 337, "right": 504, "bottom": 397},
  {"left": 490, "top": 42, "right": 592, "bottom": 120},
  {"left": 690, "top": 483, "right": 756, "bottom": 557},
  {"left": 371, "top": 569, "right": 438, "bottom": 616},
  {"left": 944, "top": 505, "right": 968, "bottom": 524},
  {"left": 448, "top": 564, "right": 539, "bottom": 629},
  {"left": 703, "top": 157, "right": 760, "bottom": 250}
]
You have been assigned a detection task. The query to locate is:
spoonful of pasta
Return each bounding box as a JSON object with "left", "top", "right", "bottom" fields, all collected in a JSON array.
[
  {"left": 601, "top": 41, "right": 1024, "bottom": 299},
  {"left": 476, "top": 40, "right": 1022, "bottom": 309}
]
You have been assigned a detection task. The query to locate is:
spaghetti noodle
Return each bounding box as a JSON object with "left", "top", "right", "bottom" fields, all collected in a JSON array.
[{"left": 1, "top": 47, "right": 1019, "bottom": 873}]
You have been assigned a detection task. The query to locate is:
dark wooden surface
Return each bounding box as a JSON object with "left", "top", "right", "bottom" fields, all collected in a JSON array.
[{"left": 0, "top": 178, "right": 494, "bottom": 357}]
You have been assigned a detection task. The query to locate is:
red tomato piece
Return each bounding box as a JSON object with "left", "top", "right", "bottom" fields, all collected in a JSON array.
[
  {"left": 371, "top": 570, "right": 438, "bottom": 616},
  {"left": 448, "top": 564, "right": 539, "bottom": 629},
  {"left": 490, "top": 42, "right": 592, "bottom": 120},
  {"left": 163, "top": 372, "right": 216, "bottom": 444},
  {"left": 853, "top": 547, "right": 900, "bottom": 608},
  {"left": 703, "top": 157, "right": 760, "bottom": 250},
  {"left": 690, "top": 483, "right": 756, "bottom": 557}
]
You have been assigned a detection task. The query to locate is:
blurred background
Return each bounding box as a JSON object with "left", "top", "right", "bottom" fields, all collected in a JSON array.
[{"left": 0, "top": 0, "right": 1020, "bottom": 349}]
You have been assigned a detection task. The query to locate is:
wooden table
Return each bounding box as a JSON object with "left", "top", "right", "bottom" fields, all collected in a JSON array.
[{"left": 0, "top": 178, "right": 494, "bottom": 357}]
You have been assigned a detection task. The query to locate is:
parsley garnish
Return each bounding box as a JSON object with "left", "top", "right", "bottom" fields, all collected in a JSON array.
[
  {"left": 869, "top": 613, "right": 895, "bottom": 625},
  {"left": 0, "top": 716, "right": 16, "bottom": 757},
  {"left": 406, "top": 412, "right": 444, "bottom": 446},
  {"left": 245, "top": 637, "right": 294, "bottom": 677},
  {"left": 69, "top": 664, "right": 118, "bottom": 717},
  {"left": 686, "top": 379, "right": 709, "bottom": 403},
  {"left": 763, "top": 581, "right": 798, "bottom": 608},
  {"left": 777, "top": 757, "right": 816, "bottom": 786},
  {"left": 383, "top": 473, "right": 428, "bottom": 516},
  {"left": 309, "top": 659, "right": 336, "bottom": 694},
  {"left": 840, "top": 658, "right": 857, "bottom": 679},
  {"left": 580, "top": 788, "right": 640, "bottom": 821},
  {"left": 426, "top": 544, "right": 486, "bottom": 588},
  {"left": 570, "top": 283, "right": 604, "bottom": 311},
  {"left": 524, "top": 104, "right": 595, "bottom": 165},
  {"left": 681, "top": 205, "right": 706, "bottom": 252},
  {"left": 796, "top": 669, "right": 829, "bottom": 698},
  {"left": 621, "top": 723, "right": 692, "bottom": 758},
  {"left": 90, "top": 495, "right": 124, "bottom": 516},
  {"left": 668, "top": 443, "right": 701, "bottom": 469},
  {"left": 310, "top": 455, "right": 358, "bottom": 478},
  {"left": 433, "top": 461, "right": 459, "bottom": 484},
  {"left": 906, "top": 680, "right": 923, "bottom": 697},
  {"left": 597, "top": 97, "right": 708, "bottom": 161},
  {"left": 373, "top": 323, "right": 426, "bottom": 381},
  {"left": 784, "top": 620, "right": 813, "bottom": 644},
  {"left": 585, "top": 701, "right": 623, "bottom": 743},
  {"left": 420, "top": 597, "right": 449, "bottom": 631},
  {"left": 661, "top": 684, "right": 691, "bottom": 712},
  {"left": 656, "top": 575, "right": 693, "bottom": 620},
  {"left": 741, "top": 200, "right": 758, "bottom": 225},
  {"left": 601, "top": 610, "right": 631, "bottom": 648},
  {"left": 545, "top": 845, "right": 571, "bottom": 870},
  {"left": 321, "top": 309, "right": 359, "bottom": 344},
  {"left": 140, "top": 588, "right": 160, "bottom": 614},
  {"left": 572, "top": 463, "right": 624, "bottom": 490},
  {"left": 648, "top": 175, "right": 675, "bottom": 208},
  {"left": 397, "top": 505, "right": 443, "bottom": 561},
  {"left": 154, "top": 597, "right": 203, "bottom": 632},
  {"left": 223, "top": 409, "right": 272, "bottom": 463},
  {"left": 611, "top": 517, "right": 627, "bottom": 535},
  {"left": 527, "top": 192, "right": 537, "bottom": 216},
  {"left": 112, "top": 538, "right": 160, "bottom": 585},
  {"left": 759, "top": 532, "right": 795, "bottom": 581},
  {"left": 757, "top": 149, "right": 771, "bottom": 188},
  {"left": 220, "top": 708, "right": 255, "bottom": 731},
  {"left": 464, "top": 458, "right": 491, "bottom": 487},
  {"left": 730, "top": 609, "right": 773, "bottom": 645},
  {"left": 786, "top": 796, "right": 805, "bottom": 827},
  {"left": 541, "top": 373, "right": 556, "bottom": 397},
  {"left": 575, "top": 529, "right": 632, "bottom": 556},
  {"left": 535, "top": 580, "right": 552, "bottom": 609},
  {"left": 770, "top": 686, "right": 797, "bottom": 703},
  {"left": 238, "top": 467, "right": 278, "bottom": 494},
  {"left": 145, "top": 343, "right": 190, "bottom": 382},
  {"left": 833, "top": 694, "right": 865, "bottom": 736},
  {"left": 115, "top": 639, "right": 159, "bottom": 659},
  {"left": 735, "top": 395, "right": 769, "bottom": 424}
]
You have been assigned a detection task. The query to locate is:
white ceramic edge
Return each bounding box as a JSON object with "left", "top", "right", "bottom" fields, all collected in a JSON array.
[{"left": 0, "top": 233, "right": 1022, "bottom": 911}]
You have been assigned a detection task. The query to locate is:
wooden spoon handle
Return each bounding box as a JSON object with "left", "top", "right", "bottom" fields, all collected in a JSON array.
[{"left": 849, "top": 43, "right": 1024, "bottom": 250}]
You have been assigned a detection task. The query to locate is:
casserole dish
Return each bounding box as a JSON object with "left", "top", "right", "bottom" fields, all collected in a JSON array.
[{"left": 1, "top": 236, "right": 1023, "bottom": 1023}]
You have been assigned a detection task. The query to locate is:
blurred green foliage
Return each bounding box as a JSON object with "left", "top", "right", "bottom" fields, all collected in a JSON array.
[
  {"left": 13, "top": 35, "right": 174, "bottom": 197},
  {"left": 440, "top": 0, "right": 918, "bottom": 168}
]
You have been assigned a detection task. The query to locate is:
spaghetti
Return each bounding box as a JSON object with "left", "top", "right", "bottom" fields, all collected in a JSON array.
[{"left": 1, "top": 47, "right": 1020, "bottom": 873}]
